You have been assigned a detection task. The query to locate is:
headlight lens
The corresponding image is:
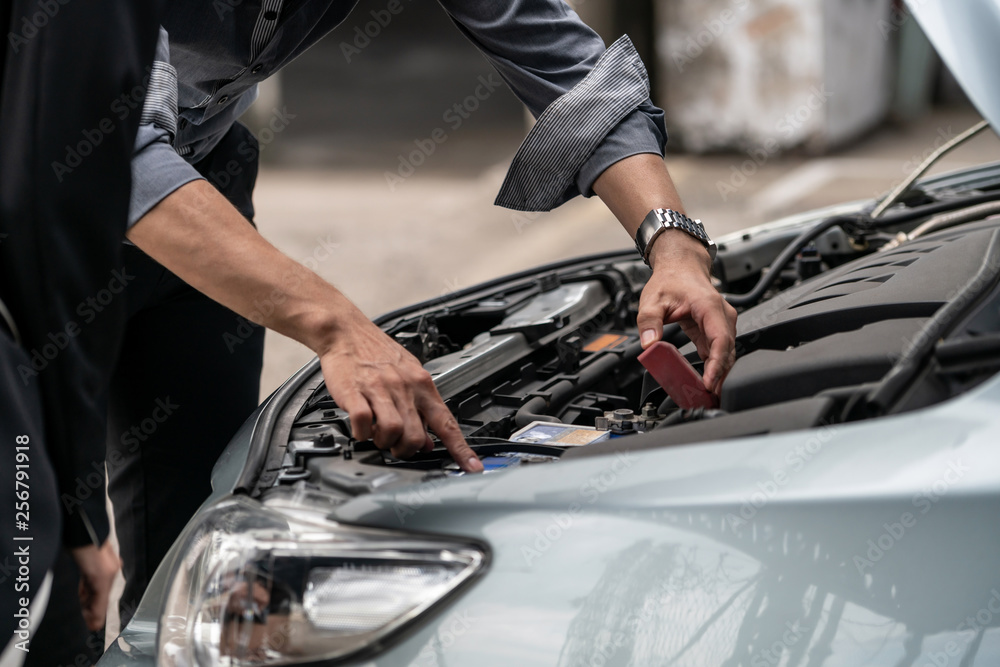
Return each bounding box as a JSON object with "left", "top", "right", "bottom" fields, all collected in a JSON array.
[{"left": 157, "top": 495, "right": 486, "bottom": 666}]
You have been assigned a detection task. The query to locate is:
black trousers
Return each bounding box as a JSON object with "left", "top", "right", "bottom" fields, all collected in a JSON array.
[{"left": 107, "top": 123, "right": 266, "bottom": 627}]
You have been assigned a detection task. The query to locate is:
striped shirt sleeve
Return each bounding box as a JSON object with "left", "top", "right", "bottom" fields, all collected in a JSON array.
[
  {"left": 495, "top": 36, "right": 656, "bottom": 211},
  {"left": 438, "top": 0, "right": 666, "bottom": 213},
  {"left": 129, "top": 27, "right": 204, "bottom": 227}
]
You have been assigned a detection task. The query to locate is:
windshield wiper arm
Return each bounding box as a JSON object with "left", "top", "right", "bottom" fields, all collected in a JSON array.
[
  {"left": 871, "top": 119, "right": 992, "bottom": 219},
  {"left": 851, "top": 228, "right": 1000, "bottom": 417}
]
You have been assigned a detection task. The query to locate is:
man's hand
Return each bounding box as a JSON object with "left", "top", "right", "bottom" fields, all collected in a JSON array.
[
  {"left": 592, "top": 153, "right": 738, "bottom": 394},
  {"left": 316, "top": 315, "right": 483, "bottom": 473},
  {"left": 70, "top": 540, "right": 120, "bottom": 631},
  {"left": 131, "top": 181, "right": 482, "bottom": 473},
  {"left": 639, "top": 230, "right": 737, "bottom": 394}
]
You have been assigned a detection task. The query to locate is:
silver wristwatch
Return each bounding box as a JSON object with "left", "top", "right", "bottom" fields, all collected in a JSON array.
[{"left": 634, "top": 208, "right": 717, "bottom": 267}]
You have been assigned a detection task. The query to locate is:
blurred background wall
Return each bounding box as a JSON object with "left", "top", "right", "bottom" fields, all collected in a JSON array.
[{"left": 246, "top": 0, "right": 965, "bottom": 164}]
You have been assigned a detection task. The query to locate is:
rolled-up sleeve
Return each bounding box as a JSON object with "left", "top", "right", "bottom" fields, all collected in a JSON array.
[
  {"left": 437, "top": 0, "right": 667, "bottom": 211},
  {"left": 129, "top": 27, "right": 204, "bottom": 227}
]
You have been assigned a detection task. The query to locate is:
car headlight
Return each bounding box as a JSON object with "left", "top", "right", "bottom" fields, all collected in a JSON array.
[{"left": 157, "top": 495, "right": 487, "bottom": 666}]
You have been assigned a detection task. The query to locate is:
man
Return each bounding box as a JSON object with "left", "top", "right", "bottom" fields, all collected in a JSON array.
[
  {"left": 0, "top": 0, "right": 161, "bottom": 663},
  {"left": 110, "top": 0, "right": 738, "bottom": 624}
]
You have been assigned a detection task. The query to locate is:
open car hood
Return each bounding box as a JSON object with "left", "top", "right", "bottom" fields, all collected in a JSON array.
[{"left": 906, "top": 0, "right": 1000, "bottom": 132}]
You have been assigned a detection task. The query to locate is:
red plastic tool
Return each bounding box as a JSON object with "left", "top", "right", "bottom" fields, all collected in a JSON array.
[{"left": 638, "top": 341, "right": 719, "bottom": 410}]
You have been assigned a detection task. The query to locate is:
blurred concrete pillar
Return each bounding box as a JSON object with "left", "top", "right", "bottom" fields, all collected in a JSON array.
[{"left": 655, "top": 0, "right": 894, "bottom": 154}]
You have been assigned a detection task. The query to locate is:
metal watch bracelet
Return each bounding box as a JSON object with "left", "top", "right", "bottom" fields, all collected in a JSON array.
[{"left": 634, "top": 208, "right": 717, "bottom": 267}]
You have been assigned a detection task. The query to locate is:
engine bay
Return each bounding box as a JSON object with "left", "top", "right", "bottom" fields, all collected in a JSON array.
[{"left": 246, "top": 184, "right": 1000, "bottom": 501}]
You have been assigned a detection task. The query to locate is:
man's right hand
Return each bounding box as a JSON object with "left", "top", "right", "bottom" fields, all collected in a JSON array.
[
  {"left": 130, "top": 181, "right": 482, "bottom": 474},
  {"left": 317, "top": 315, "right": 483, "bottom": 473}
]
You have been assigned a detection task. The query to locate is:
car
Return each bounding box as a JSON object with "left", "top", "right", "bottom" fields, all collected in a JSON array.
[{"left": 99, "top": 1, "right": 1000, "bottom": 665}]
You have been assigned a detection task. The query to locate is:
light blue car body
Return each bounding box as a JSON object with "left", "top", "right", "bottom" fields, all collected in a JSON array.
[{"left": 102, "top": 357, "right": 1000, "bottom": 666}]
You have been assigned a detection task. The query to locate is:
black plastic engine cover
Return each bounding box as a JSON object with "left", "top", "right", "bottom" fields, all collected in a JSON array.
[
  {"left": 721, "top": 318, "right": 928, "bottom": 411},
  {"left": 714, "top": 219, "right": 1000, "bottom": 412}
]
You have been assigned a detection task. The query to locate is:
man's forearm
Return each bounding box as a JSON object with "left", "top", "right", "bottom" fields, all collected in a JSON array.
[
  {"left": 127, "top": 180, "right": 357, "bottom": 355},
  {"left": 128, "top": 179, "right": 482, "bottom": 471},
  {"left": 593, "top": 153, "right": 711, "bottom": 270},
  {"left": 593, "top": 153, "right": 684, "bottom": 232},
  {"left": 593, "top": 152, "right": 737, "bottom": 393}
]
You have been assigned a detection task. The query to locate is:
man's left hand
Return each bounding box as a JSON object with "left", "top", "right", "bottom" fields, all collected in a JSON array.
[
  {"left": 71, "top": 539, "right": 121, "bottom": 632},
  {"left": 637, "top": 229, "right": 737, "bottom": 395}
]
